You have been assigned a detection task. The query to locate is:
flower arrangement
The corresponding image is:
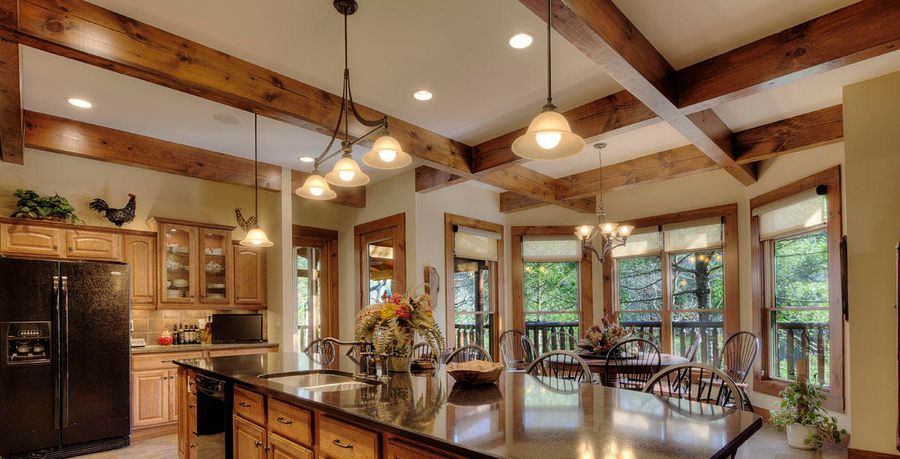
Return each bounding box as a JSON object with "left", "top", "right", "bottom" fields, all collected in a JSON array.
[
  {"left": 355, "top": 290, "right": 445, "bottom": 360},
  {"left": 576, "top": 315, "right": 633, "bottom": 356}
]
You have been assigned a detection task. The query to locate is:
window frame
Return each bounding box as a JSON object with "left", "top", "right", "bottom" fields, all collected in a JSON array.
[
  {"left": 751, "top": 166, "right": 844, "bottom": 411},
  {"left": 292, "top": 225, "right": 340, "bottom": 349},
  {"left": 511, "top": 226, "right": 593, "bottom": 337},
  {"left": 603, "top": 204, "right": 740, "bottom": 360},
  {"left": 354, "top": 213, "right": 406, "bottom": 309},
  {"left": 445, "top": 213, "right": 504, "bottom": 359}
]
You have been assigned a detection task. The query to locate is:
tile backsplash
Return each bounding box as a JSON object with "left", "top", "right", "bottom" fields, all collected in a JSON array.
[{"left": 131, "top": 309, "right": 267, "bottom": 344}]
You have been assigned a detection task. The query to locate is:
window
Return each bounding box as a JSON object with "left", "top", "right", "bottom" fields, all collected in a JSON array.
[
  {"left": 292, "top": 225, "right": 339, "bottom": 352},
  {"left": 355, "top": 213, "right": 406, "bottom": 308},
  {"left": 752, "top": 167, "right": 843, "bottom": 410},
  {"left": 606, "top": 205, "right": 738, "bottom": 365},
  {"left": 296, "top": 247, "right": 321, "bottom": 351},
  {"left": 512, "top": 230, "right": 592, "bottom": 355},
  {"left": 446, "top": 214, "right": 503, "bottom": 358}
]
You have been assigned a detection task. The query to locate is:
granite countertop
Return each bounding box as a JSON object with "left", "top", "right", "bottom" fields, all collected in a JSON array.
[
  {"left": 175, "top": 352, "right": 762, "bottom": 459},
  {"left": 131, "top": 342, "right": 278, "bottom": 354}
]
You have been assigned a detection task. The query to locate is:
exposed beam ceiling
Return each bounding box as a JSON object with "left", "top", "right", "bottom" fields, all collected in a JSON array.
[
  {"left": 501, "top": 106, "right": 843, "bottom": 213},
  {"left": 23, "top": 110, "right": 366, "bottom": 207},
  {"left": 414, "top": 167, "right": 466, "bottom": 194},
  {"left": 0, "top": 0, "right": 470, "bottom": 174},
  {"left": 0, "top": 37, "right": 23, "bottom": 164},
  {"left": 676, "top": 0, "right": 900, "bottom": 112},
  {"left": 519, "top": 0, "right": 756, "bottom": 186}
]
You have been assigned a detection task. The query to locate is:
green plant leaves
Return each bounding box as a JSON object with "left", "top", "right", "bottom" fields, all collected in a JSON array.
[{"left": 10, "top": 189, "right": 83, "bottom": 224}]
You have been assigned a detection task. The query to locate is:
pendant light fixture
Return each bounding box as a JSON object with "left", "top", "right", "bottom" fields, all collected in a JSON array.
[
  {"left": 575, "top": 143, "right": 632, "bottom": 262},
  {"left": 296, "top": 0, "right": 411, "bottom": 200},
  {"left": 239, "top": 114, "right": 274, "bottom": 248},
  {"left": 512, "top": 0, "right": 585, "bottom": 160}
]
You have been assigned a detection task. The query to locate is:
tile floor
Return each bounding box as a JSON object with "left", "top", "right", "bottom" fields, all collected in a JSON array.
[{"left": 74, "top": 424, "right": 846, "bottom": 458}]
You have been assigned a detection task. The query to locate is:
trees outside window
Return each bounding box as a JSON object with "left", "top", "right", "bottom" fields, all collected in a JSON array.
[{"left": 524, "top": 261, "right": 580, "bottom": 349}]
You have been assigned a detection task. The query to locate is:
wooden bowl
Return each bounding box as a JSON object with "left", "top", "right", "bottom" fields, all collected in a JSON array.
[{"left": 446, "top": 360, "right": 504, "bottom": 385}]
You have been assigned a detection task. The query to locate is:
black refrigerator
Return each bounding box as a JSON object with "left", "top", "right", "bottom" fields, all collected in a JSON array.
[{"left": 0, "top": 257, "right": 131, "bottom": 458}]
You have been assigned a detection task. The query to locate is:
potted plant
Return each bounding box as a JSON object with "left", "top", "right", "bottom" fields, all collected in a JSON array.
[
  {"left": 770, "top": 381, "right": 845, "bottom": 449},
  {"left": 355, "top": 290, "right": 445, "bottom": 372},
  {"left": 10, "top": 189, "right": 83, "bottom": 224}
]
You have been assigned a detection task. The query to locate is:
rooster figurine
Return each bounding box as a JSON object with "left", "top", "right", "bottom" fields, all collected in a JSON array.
[{"left": 89, "top": 193, "right": 136, "bottom": 227}]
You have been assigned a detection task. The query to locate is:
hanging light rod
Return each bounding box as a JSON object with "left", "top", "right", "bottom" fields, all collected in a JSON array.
[
  {"left": 575, "top": 143, "right": 632, "bottom": 262},
  {"left": 297, "top": 0, "right": 412, "bottom": 201}
]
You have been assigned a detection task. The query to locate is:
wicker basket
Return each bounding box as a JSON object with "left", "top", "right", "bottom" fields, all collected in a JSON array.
[{"left": 446, "top": 361, "right": 503, "bottom": 385}]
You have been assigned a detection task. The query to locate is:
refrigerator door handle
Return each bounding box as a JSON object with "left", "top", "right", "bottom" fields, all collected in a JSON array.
[
  {"left": 53, "top": 275, "right": 61, "bottom": 430},
  {"left": 61, "top": 275, "right": 70, "bottom": 428}
]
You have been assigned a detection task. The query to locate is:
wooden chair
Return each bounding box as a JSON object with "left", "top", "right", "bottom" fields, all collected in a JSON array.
[
  {"left": 304, "top": 338, "right": 337, "bottom": 365},
  {"left": 717, "top": 331, "right": 759, "bottom": 411},
  {"left": 603, "top": 338, "right": 661, "bottom": 390},
  {"left": 499, "top": 330, "right": 534, "bottom": 370},
  {"left": 643, "top": 362, "right": 749, "bottom": 412},
  {"left": 684, "top": 331, "right": 703, "bottom": 362},
  {"left": 444, "top": 344, "right": 492, "bottom": 364},
  {"left": 526, "top": 351, "right": 593, "bottom": 384},
  {"left": 548, "top": 330, "right": 578, "bottom": 351},
  {"left": 411, "top": 342, "right": 437, "bottom": 362}
]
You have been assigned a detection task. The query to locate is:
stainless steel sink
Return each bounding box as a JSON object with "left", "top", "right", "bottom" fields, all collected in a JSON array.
[{"left": 258, "top": 370, "right": 380, "bottom": 392}]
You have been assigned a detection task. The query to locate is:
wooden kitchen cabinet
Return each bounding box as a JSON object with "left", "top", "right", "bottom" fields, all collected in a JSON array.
[
  {"left": 0, "top": 223, "right": 64, "bottom": 257},
  {"left": 267, "top": 433, "right": 313, "bottom": 459},
  {"left": 132, "top": 369, "right": 170, "bottom": 428},
  {"left": 65, "top": 229, "right": 121, "bottom": 260},
  {"left": 318, "top": 415, "right": 379, "bottom": 459},
  {"left": 234, "top": 415, "right": 268, "bottom": 459},
  {"left": 199, "top": 228, "right": 233, "bottom": 305},
  {"left": 234, "top": 243, "right": 267, "bottom": 306},
  {"left": 124, "top": 234, "right": 157, "bottom": 308}
]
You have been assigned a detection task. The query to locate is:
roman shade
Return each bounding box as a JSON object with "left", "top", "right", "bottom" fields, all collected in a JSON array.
[
  {"left": 663, "top": 217, "right": 723, "bottom": 252},
  {"left": 454, "top": 226, "right": 500, "bottom": 261},
  {"left": 611, "top": 227, "right": 661, "bottom": 258},
  {"left": 752, "top": 188, "right": 827, "bottom": 240},
  {"left": 522, "top": 236, "right": 582, "bottom": 262}
]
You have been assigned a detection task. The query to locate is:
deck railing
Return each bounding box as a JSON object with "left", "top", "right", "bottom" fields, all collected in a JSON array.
[{"left": 774, "top": 322, "right": 830, "bottom": 385}]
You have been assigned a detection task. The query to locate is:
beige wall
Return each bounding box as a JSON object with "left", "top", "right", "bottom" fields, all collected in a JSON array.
[{"left": 844, "top": 71, "right": 900, "bottom": 455}]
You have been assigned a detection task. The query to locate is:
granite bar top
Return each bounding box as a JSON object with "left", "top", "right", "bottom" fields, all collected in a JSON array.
[
  {"left": 131, "top": 342, "right": 278, "bottom": 355},
  {"left": 175, "top": 352, "right": 762, "bottom": 459}
]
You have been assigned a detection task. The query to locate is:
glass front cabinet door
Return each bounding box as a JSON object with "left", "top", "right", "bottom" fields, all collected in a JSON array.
[
  {"left": 199, "top": 229, "right": 233, "bottom": 304},
  {"left": 160, "top": 223, "right": 198, "bottom": 304}
]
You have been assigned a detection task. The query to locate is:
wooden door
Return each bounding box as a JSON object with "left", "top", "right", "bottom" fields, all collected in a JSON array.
[
  {"left": 177, "top": 368, "right": 188, "bottom": 459},
  {"left": 171, "top": 369, "right": 184, "bottom": 423},
  {"left": 234, "top": 244, "right": 267, "bottom": 306},
  {"left": 199, "top": 228, "right": 233, "bottom": 305},
  {"left": 267, "top": 433, "right": 313, "bottom": 459},
  {"left": 0, "top": 223, "right": 64, "bottom": 257},
  {"left": 124, "top": 235, "right": 157, "bottom": 308},
  {"left": 132, "top": 369, "right": 169, "bottom": 428},
  {"left": 160, "top": 223, "right": 198, "bottom": 304},
  {"left": 65, "top": 229, "right": 122, "bottom": 260},
  {"left": 233, "top": 415, "right": 267, "bottom": 459}
]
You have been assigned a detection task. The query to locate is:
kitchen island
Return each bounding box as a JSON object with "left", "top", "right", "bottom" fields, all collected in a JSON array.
[{"left": 174, "top": 352, "right": 761, "bottom": 459}]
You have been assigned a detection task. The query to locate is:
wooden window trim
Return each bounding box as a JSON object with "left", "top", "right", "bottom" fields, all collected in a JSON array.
[
  {"left": 292, "top": 225, "right": 339, "bottom": 340},
  {"left": 354, "top": 213, "right": 406, "bottom": 310},
  {"left": 602, "top": 204, "right": 740, "bottom": 355},
  {"left": 510, "top": 226, "right": 594, "bottom": 336},
  {"left": 750, "top": 166, "right": 844, "bottom": 412},
  {"left": 444, "top": 214, "right": 504, "bottom": 358}
]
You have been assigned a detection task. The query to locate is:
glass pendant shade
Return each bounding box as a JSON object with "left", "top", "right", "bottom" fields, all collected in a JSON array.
[
  {"left": 240, "top": 227, "right": 274, "bottom": 247},
  {"left": 295, "top": 173, "right": 337, "bottom": 200},
  {"left": 512, "top": 109, "right": 585, "bottom": 160},
  {"left": 362, "top": 134, "right": 412, "bottom": 169},
  {"left": 324, "top": 156, "right": 370, "bottom": 186}
]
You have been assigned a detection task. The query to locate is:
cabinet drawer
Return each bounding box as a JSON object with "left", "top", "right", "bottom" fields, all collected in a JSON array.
[
  {"left": 65, "top": 229, "right": 122, "bottom": 260},
  {"left": 267, "top": 433, "right": 313, "bottom": 459},
  {"left": 266, "top": 399, "right": 312, "bottom": 447},
  {"left": 318, "top": 415, "right": 378, "bottom": 459},
  {"left": 384, "top": 438, "right": 455, "bottom": 459},
  {"left": 234, "top": 385, "right": 266, "bottom": 427},
  {"left": 132, "top": 352, "right": 203, "bottom": 371}
]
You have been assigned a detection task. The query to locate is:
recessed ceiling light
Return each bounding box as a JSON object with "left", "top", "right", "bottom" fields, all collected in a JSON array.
[
  {"left": 67, "top": 98, "right": 93, "bottom": 109},
  {"left": 299, "top": 156, "right": 315, "bottom": 163},
  {"left": 413, "top": 90, "right": 433, "bottom": 101},
  {"left": 509, "top": 33, "right": 533, "bottom": 49},
  {"left": 212, "top": 113, "right": 241, "bottom": 125}
]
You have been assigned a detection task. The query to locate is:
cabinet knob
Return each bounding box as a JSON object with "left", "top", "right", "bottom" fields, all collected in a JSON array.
[
  {"left": 189, "top": 443, "right": 196, "bottom": 449},
  {"left": 254, "top": 440, "right": 263, "bottom": 448},
  {"left": 189, "top": 404, "right": 195, "bottom": 409}
]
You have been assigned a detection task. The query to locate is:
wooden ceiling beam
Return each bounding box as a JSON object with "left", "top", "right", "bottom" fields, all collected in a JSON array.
[
  {"left": 734, "top": 105, "right": 843, "bottom": 164},
  {"left": 676, "top": 0, "right": 900, "bottom": 113},
  {"left": 0, "top": 0, "right": 470, "bottom": 175},
  {"left": 519, "top": 0, "right": 756, "bottom": 186},
  {"left": 472, "top": 90, "right": 657, "bottom": 174},
  {"left": 0, "top": 37, "right": 23, "bottom": 164},
  {"left": 500, "top": 192, "right": 596, "bottom": 214},
  {"left": 414, "top": 166, "right": 466, "bottom": 193},
  {"left": 23, "top": 110, "right": 367, "bottom": 208}
]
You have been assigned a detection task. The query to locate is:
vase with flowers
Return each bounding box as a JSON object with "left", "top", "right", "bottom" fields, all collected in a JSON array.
[
  {"left": 355, "top": 290, "right": 445, "bottom": 372},
  {"left": 576, "top": 315, "right": 633, "bottom": 357}
]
